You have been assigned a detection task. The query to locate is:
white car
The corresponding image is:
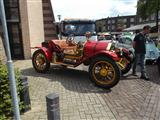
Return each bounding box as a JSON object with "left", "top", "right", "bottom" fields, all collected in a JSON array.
[{"left": 118, "top": 34, "right": 160, "bottom": 62}]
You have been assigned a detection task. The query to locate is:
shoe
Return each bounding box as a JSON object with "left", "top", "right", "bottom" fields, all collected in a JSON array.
[
  {"left": 140, "top": 76, "right": 149, "bottom": 81},
  {"left": 132, "top": 72, "right": 138, "bottom": 76}
]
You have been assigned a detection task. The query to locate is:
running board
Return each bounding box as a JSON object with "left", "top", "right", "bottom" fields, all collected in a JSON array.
[{"left": 53, "top": 62, "right": 76, "bottom": 67}]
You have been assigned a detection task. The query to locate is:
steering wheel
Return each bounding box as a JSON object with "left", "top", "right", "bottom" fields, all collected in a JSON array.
[
  {"left": 66, "top": 34, "right": 76, "bottom": 45},
  {"left": 77, "top": 41, "right": 84, "bottom": 49}
]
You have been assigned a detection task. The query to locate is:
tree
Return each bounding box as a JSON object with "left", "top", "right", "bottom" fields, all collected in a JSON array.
[{"left": 137, "top": 0, "right": 160, "bottom": 32}]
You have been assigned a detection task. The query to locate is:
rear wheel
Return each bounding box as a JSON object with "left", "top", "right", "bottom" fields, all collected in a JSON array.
[
  {"left": 32, "top": 49, "right": 50, "bottom": 73},
  {"left": 89, "top": 57, "right": 121, "bottom": 88}
]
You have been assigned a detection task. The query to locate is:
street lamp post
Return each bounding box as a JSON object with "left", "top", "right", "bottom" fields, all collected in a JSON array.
[
  {"left": 0, "top": 0, "right": 20, "bottom": 120},
  {"left": 57, "top": 15, "right": 61, "bottom": 40},
  {"left": 57, "top": 15, "right": 61, "bottom": 22}
]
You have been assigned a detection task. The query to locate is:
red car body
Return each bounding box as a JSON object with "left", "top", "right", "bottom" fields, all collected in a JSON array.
[
  {"left": 83, "top": 41, "right": 119, "bottom": 60},
  {"left": 32, "top": 38, "right": 132, "bottom": 89},
  {"left": 36, "top": 39, "right": 120, "bottom": 66}
]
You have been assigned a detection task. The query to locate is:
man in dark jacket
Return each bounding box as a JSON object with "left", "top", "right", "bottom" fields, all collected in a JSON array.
[{"left": 132, "top": 25, "right": 151, "bottom": 80}]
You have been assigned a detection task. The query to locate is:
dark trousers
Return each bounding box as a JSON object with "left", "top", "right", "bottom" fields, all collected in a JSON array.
[{"left": 132, "top": 53, "right": 146, "bottom": 76}]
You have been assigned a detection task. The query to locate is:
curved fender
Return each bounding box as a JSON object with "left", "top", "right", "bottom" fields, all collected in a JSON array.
[
  {"left": 98, "top": 51, "right": 119, "bottom": 61},
  {"left": 39, "top": 47, "right": 52, "bottom": 62},
  {"left": 93, "top": 51, "right": 119, "bottom": 61}
]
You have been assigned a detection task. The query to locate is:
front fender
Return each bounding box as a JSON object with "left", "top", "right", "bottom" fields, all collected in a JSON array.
[
  {"left": 84, "top": 50, "right": 119, "bottom": 62},
  {"left": 37, "top": 47, "right": 52, "bottom": 62},
  {"left": 94, "top": 51, "right": 119, "bottom": 61}
]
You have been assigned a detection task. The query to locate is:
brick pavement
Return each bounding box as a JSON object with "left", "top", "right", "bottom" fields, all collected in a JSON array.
[{"left": 14, "top": 60, "right": 160, "bottom": 120}]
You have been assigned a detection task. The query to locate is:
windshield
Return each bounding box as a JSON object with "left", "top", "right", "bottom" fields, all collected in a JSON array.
[{"left": 63, "top": 23, "right": 96, "bottom": 36}]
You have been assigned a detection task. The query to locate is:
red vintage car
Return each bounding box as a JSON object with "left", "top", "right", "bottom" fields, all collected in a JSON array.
[{"left": 32, "top": 35, "right": 132, "bottom": 88}]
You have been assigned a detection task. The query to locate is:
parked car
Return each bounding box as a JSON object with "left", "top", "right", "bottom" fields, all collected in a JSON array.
[
  {"left": 97, "top": 32, "right": 113, "bottom": 41},
  {"left": 97, "top": 33, "right": 134, "bottom": 74},
  {"left": 117, "top": 34, "right": 160, "bottom": 62},
  {"left": 32, "top": 34, "right": 133, "bottom": 89}
]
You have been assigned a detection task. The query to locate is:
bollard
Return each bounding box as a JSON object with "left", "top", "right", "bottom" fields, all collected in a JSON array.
[
  {"left": 20, "top": 75, "right": 31, "bottom": 112},
  {"left": 46, "top": 93, "right": 60, "bottom": 120}
]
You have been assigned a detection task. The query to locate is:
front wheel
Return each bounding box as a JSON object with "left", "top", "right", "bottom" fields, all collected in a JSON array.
[
  {"left": 89, "top": 57, "right": 121, "bottom": 88},
  {"left": 32, "top": 49, "right": 50, "bottom": 73}
]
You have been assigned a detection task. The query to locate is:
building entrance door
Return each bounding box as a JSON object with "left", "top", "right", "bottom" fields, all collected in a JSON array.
[{"left": 7, "top": 22, "right": 24, "bottom": 59}]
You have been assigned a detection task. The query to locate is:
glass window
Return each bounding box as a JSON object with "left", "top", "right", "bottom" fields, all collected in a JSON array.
[
  {"left": 8, "top": 24, "right": 20, "bottom": 44},
  {"left": 14, "top": 48, "right": 21, "bottom": 55},
  {"left": 123, "top": 24, "right": 127, "bottom": 28},
  {"left": 6, "top": 8, "right": 19, "bottom": 20},
  {"left": 139, "top": 18, "right": 142, "bottom": 22},
  {"left": 123, "top": 18, "right": 127, "bottom": 23},
  {"left": 145, "top": 18, "right": 149, "bottom": 21},
  {"left": 4, "top": 0, "right": 18, "bottom": 8},
  {"left": 151, "top": 14, "right": 155, "bottom": 20},
  {"left": 125, "top": 38, "right": 132, "bottom": 45},
  {"left": 102, "top": 26, "right": 106, "bottom": 31},
  {"left": 64, "top": 23, "right": 96, "bottom": 36},
  {"left": 130, "top": 18, "right": 134, "bottom": 22},
  {"left": 112, "top": 19, "right": 115, "bottom": 24},
  {"left": 108, "top": 20, "right": 110, "bottom": 24},
  {"left": 112, "top": 25, "right": 115, "bottom": 30}
]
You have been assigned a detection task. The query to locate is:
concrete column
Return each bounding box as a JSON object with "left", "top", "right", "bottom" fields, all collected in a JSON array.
[
  {"left": 19, "top": 0, "right": 45, "bottom": 59},
  {"left": 46, "top": 93, "right": 60, "bottom": 120}
]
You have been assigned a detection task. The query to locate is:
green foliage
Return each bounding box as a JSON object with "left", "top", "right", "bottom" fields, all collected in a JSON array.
[
  {"left": 0, "top": 61, "right": 24, "bottom": 119},
  {"left": 0, "top": 114, "right": 5, "bottom": 120},
  {"left": 137, "top": 0, "right": 160, "bottom": 19}
]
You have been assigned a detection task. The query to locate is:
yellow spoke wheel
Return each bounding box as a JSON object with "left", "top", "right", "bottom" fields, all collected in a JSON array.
[
  {"left": 89, "top": 56, "right": 121, "bottom": 88},
  {"left": 32, "top": 49, "right": 50, "bottom": 73}
]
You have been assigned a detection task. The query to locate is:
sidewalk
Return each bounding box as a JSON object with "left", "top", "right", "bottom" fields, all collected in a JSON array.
[{"left": 14, "top": 60, "right": 160, "bottom": 120}]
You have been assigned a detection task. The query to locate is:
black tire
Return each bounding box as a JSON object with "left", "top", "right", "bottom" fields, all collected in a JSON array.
[
  {"left": 118, "top": 52, "right": 133, "bottom": 75},
  {"left": 121, "top": 61, "right": 132, "bottom": 75},
  {"left": 89, "top": 57, "right": 121, "bottom": 89},
  {"left": 61, "top": 65, "right": 67, "bottom": 68},
  {"left": 32, "top": 49, "right": 50, "bottom": 73}
]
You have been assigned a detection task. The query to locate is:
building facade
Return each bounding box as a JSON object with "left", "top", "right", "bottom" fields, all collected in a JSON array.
[
  {"left": 96, "top": 0, "right": 160, "bottom": 33},
  {"left": 96, "top": 19, "right": 107, "bottom": 32},
  {"left": 0, "top": 0, "right": 57, "bottom": 60},
  {"left": 136, "top": 0, "right": 160, "bottom": 24},
  {"left": 96, "top": 15, "right": 137, "bottom": 33}
]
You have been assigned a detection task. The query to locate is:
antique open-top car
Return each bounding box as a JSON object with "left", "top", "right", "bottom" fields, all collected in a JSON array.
[{"left": 32, "top": 33, "right": 133, "bottom": 88}]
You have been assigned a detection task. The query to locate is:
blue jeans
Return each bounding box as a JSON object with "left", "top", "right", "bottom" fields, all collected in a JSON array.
[{"left": 132, "top": 53, "right": 146, "bottom": 76}]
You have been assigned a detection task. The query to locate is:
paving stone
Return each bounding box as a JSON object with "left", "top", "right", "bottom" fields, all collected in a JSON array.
[{"left": 13, "top": 60, "right": 160, "bottom": 120}]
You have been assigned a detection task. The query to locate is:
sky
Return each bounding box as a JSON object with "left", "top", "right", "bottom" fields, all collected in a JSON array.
[{"left": 51, "top": 0, "right": 138, "bottom": 22}]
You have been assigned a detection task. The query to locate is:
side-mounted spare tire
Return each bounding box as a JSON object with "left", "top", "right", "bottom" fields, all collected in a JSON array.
[
  {"left": 120, "top": 50, "right": 134, "bottom": 75},
  {"left": 121, "top": 61, "right": 132, "bottom": 75},
  {"left": 32, "top": 49, "right": 50, "bottom": 73},
  {"left": 89, "top": 56, "right": 121, "bottom": 88}
]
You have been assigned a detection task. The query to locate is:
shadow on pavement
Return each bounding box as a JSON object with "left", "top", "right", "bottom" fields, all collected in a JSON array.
[
  {"left": 121, "top": 64, "right": 160, "bottom": 85},
  {"left": 21, "top": 65, "right": 111, "bottom": 94},
  {"left": 145, "top": 64, "right": 160, "bottom": 84}
]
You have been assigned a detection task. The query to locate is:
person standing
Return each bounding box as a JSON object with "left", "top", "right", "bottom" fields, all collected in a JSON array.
[{"left": 132, "top": 25, "right": 151, "bottom": 80}]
